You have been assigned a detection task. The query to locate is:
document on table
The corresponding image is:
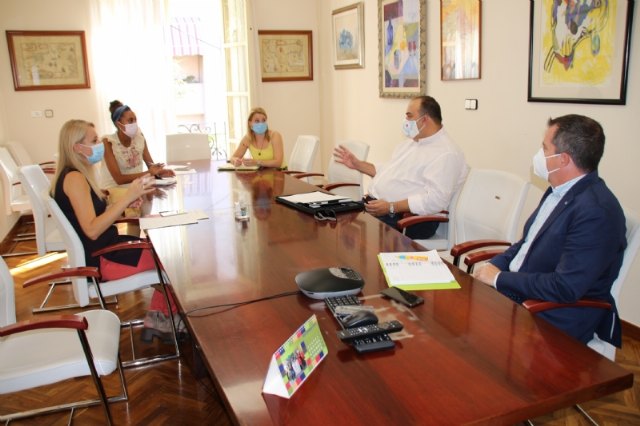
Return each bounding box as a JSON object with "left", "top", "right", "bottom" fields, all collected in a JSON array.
[
  {"left": 139, "top": 209, "right": 209, "bottom": 230},
  {"left": 377, "top": 250, "right": 460, "bottom": 290},
  {"left": 166, "top": 164, "right": 196, "bottom": 174},
  {"left": 217, "top": 164, "right": 260, "bottom": 171},
  {"left": 277, "top": 191, "right": 349, "bottom": 205}
]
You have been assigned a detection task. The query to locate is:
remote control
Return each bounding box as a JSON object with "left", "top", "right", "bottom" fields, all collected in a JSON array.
[
  {"left": 337, "top": 321, "right": 404, "bottom": 341},
  {"left": 352, "top": 333, "right": 396, "bottom": 354}
]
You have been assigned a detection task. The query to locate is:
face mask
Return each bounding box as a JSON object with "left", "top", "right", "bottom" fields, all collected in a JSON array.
[
  {"left": 121, "top": 122, "right": 138, "bottom": 138},
  {"left": 252, "top": 122, "right": 268, "bottom": 135},
  {"left": 532, "top": 148, "right": 561, "bottom": 180},
  {"left": 402, "top": 115, "right": 424, "bottom": 139},
  {"left": 84, "top": 142, "right": 105, "bottom": 164}
]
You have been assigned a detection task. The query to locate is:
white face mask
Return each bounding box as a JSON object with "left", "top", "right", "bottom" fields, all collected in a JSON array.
[
  {"left": 121, "top": 122, "right": 138, "bottom": 138},
  {"left": 532, "top": 148, "right": 561, "bottom": 181},
  {"left": 402, "top": 115, "right": 425, "bottom": 139}
]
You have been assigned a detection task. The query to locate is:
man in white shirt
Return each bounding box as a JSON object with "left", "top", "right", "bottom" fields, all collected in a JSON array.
[{"left": 334, "top": 95, "right": 469, "bottom": 238}]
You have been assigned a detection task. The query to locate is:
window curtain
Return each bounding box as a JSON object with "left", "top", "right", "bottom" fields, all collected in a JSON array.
[{"left": 89, "top": 0, "right": 175, "bottom": 161}]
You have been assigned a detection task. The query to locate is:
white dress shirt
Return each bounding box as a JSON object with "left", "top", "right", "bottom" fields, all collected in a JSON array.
[{"left": 369, "top": 128, "right": 468, "bottom": 215}]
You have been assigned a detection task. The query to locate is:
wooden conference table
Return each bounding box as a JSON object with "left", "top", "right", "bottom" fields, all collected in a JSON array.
[{"left": 146, "top": 160, "right": 632, "bottom": 425}]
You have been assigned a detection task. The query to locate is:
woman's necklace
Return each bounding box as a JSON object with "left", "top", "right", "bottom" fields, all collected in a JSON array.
[{"left": 254, "top": 138, "right": 268, "bottom": 157}]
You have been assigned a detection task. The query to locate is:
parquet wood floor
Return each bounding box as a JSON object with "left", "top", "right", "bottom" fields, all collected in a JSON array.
[{"left": 1, "top": 220, "right": 638, "bottom": 425}]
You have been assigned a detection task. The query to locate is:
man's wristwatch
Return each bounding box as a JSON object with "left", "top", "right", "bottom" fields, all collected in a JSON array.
[{"left": 389, "top": 202, "right": 395, "bottom": 217}]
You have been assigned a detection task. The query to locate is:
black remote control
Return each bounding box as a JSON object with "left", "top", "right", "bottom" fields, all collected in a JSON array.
[
  {"left": 352, "top": 334, "right": 396, "bottom": 354},
  {"left": 337, "top": 321, "right": 404, "bottom": 341}
]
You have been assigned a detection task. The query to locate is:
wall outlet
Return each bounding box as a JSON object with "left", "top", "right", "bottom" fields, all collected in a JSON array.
[
  {"left": 44, "top": 109, "right": 54, "bottom": 118},
  {"left": 464, "top": 99, "right": 478, "bottom": 110}
]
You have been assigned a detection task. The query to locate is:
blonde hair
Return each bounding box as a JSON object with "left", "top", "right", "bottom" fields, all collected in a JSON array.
[
  {"left": 51, "top": 119, "right": 104, "bottom": 199},
  {"left": 246, "top": 107, "right": 271, "bottom": 144}
]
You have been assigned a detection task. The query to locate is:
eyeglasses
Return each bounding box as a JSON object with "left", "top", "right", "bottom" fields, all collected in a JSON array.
[{"left": 314, "top": 209, "right": 337, "bottom": 222}]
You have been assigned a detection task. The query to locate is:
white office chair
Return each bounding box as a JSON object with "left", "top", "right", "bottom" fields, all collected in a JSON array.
[
  {"left": 286, "top": 135, "right": 319, "bottom": 174},
  {"left": 40, "top": 192, "right": 180, "bottom": 367},
  {"left": 521, "top": 208, "right": 639, "bottom": 425},
  {"left": 0, "top": 146, "right": 31, "bottom": 216},
  {"left": 398, "top": 169, "right": 529, "bottom": 263},
  {"left": 293, "top": 140, "right": 370, "bottom": 201},
  {"left": 166, "top": 133, "right": 211, "bottom": 162},
  {"left": 0, "top": 257, "right": 127, "bottom": 425},
  {"left": 5, "top": 140, "right": 56, "bottom": 170},
  {"left": 523, "top": 208, "right": 640, "bottom": 362},
  {"left": 18, "top": 165, "right": 65, "bottom": 256}
]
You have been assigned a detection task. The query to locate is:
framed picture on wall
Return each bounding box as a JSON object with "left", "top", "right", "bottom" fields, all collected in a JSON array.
[
  {"left": 6, "top": 30, "right": 90, "bottom": 91},
  {"left": 440, "top": 0, "right": 481, "bottom": 81},
  {"left": 332, "top": 2, "right": 365, "bottom": 69},
  {"left": 378, "top": 0, "right": 427, "bottom": 98},
  {"left": 258, "top": 30, "right": 313, "bottom": 82},
  {"left": 527, "top": 0, "right": 634, "bottom": 105}
]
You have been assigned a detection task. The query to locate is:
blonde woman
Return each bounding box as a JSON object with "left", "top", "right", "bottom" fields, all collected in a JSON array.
[
  {"left": 230, "top": 107, "right": 286, "bottom": 168},
  {"left": 51, "top": 119, "right": 176, "bottom": 342}
]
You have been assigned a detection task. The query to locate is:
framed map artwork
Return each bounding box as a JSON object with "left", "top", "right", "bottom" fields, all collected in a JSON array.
[
  {"left": 6, "top": 30, "right": 90, "bottom": 91},
  {"left": 258, "top": 30, "right": 313, "bottom": 82}
]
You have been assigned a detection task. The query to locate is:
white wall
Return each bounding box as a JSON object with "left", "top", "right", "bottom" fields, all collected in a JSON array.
[
  {"left": 1, "top": 0, "right": 638, "bottom": 326},
  {"left": 249, "top": 0, "right": 322, "bottom": 171},
  {"left": 318, "top": 1, "right": 640, "bottom": 326},
  {"left": 0, "top": 0, "right": 100, "bottom": 237}
]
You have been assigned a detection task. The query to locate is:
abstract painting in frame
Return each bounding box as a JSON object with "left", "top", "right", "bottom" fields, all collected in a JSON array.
[
  {"left": 528, "top": 0, "right": 634, "bottom": 104},
  {"left": 440, "top": 0, "right": 481, "bottom": 80},
  {"left": 332, "top": 2, "right": 365, "bottom": 69},
  {"left": 6, "top": 30, "right": 90, "bottom": 91},
  {"left": 258, "top": 30, "right": 313, "bottom": 82},
  {"left": 378, "top": 0, "right": 427, "bottom": 98}
]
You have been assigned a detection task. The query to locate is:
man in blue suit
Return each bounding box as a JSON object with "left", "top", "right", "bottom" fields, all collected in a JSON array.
[{"left": 474, "top": 114, "right": 626, "bottom": 347}]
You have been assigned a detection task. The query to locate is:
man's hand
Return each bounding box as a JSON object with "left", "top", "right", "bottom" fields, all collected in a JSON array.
[
  {"left": 473, "top": 263, "right": 500, "bottom": 287},
  {"left": 364, "top": 199, "right": 391, "bottom": 216},
  {"left": 334, "top": 145, "right": 358, "bottom": 170}
]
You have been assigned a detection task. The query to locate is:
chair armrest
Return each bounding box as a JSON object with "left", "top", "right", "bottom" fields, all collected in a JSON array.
[
  {"left": 23, "top": 267, "right": 101, "bottom": 288},
  {"left": 522, "top": 299, "right": 612, "bottom": 314},
  {"left": 450, "top": 239, "right": 511, "bottom": 258},
  {"left": 0, "top": 315, "right": 88, "bottom": 337},
  {"left": 462, "top": 249, "right": 507, "bottom": 272},
  {"left": 91, "top": 239, "right": 153, "bottom": 257},
  {"left": 324, "top": 182, "right": 360, "bottom": 191},
  {"left": 282, "top": 170, "right": 304, "bottom": 175},
  {"left": 292, "top": 172, "right": 324, "bottom": 179},
  {"left": 396, "top": 213, "right": 449, "bottom": 230}
]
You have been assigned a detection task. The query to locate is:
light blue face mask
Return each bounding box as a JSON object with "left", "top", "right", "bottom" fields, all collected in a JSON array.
[
  {"left": 251, "top": 122, "right": 268, "bottom": 135},
  {"left": 85, "top": 142, "right": 105, "bottom": 164}
]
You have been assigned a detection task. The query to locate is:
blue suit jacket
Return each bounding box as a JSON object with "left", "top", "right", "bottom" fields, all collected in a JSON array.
[{"left": 491, "top": 171, "right": 626, "bottom": 346}]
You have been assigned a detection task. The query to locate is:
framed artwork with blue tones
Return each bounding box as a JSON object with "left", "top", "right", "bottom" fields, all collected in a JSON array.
[
  {"left": 378, "top": 0, "right": 427, "bottom": 98},
  {"left": 441, "top": 0, "right": 481, "bottom": 81},
  {"left": 528, "top": 0, "right": 634, "bottom": 105},
  {"left": 332, "top": 2, "right": 365, "bottom": 69}
]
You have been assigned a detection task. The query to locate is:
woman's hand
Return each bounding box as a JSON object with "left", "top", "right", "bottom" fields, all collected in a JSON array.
[
  {"left": 148, "top": 163, "right": 165, "bottom": 176},
  {"left": 157, "top": 167, "right": 175, "bottom": 177},
  {"left": 230, "top": 157, "right": 242, "bottom": 166},
  {"left": 127, "top": 175, "right": 156, "bottom": 203},
  {"left": 242, "top": 158, "right": 258, "bottom": 166}
]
